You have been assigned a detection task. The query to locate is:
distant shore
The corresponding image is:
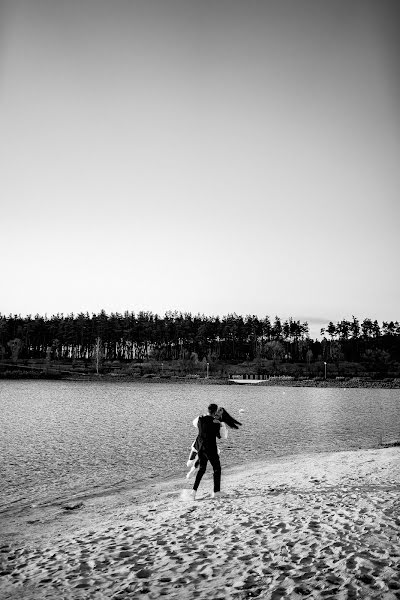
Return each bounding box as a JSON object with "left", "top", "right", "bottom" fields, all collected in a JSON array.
[
  {"left": 87, "top": 375, "right": 400, "bottom": 388},
  {"left": 1, "top": 370, "right": 400, "bottom": 388}
]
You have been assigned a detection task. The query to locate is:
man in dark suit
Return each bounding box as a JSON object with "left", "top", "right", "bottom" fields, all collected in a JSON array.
[{"left": 191, "top": 403, "right": 228, "bottom": 499}]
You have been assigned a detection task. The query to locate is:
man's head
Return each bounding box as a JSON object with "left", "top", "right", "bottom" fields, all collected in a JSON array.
[{"left": 208, "top": 403, "right": 218, "bottom": 416}]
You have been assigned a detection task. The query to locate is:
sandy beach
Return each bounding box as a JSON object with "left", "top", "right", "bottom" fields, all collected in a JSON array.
[{"left": 1, "top": 447, "right": 399, "bottom": 599}]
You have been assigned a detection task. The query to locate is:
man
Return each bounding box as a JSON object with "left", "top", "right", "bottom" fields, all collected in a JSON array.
[{"left": 191, "top": 403, "right": 228, "bottom": 499}]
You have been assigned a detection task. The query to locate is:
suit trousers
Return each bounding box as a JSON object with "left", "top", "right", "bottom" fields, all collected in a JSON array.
[{"left": 193, "top": 449, "right": 221, "bottom": 493}]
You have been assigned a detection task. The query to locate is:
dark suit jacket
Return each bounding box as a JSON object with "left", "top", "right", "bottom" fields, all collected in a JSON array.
[{"left": 196, "top": 415, "right": 221, "bottom": 453}]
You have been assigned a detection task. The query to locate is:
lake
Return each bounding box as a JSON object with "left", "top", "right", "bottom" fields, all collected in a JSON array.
[{"left": 0, "top": 380, "right": 399, "bottom": 512}]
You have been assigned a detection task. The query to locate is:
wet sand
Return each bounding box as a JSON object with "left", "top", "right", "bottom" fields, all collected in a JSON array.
[{"left": 1, "top": 447, "right": 399, "bottom": 599}]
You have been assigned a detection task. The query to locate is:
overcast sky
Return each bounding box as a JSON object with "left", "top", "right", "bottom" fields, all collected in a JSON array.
[{"left": 1, "top": 0, "right": 399, "bottom": 339}]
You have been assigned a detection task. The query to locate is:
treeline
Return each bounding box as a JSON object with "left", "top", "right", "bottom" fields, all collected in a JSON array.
[
  {"left": 0, "top": 312, "right": 399, "bottom": 372},
  {"left": 1, "top": 311, "right": 308, "bottom": 362},
  {"left": 321, "top": 317, "right": 400, "bottom": 340}
]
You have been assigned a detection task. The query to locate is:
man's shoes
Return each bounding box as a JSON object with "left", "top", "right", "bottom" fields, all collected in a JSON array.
[
  {"left": 189, "top": 490, "right": 197, "bottom": 500},
  {"left": 211, "top": 491, "right": 223, "bottom": 499}
]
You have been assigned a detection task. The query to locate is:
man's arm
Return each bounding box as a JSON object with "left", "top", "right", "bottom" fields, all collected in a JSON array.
[{"left": 192, "top": 416, "right": 199, "bottom": 428}]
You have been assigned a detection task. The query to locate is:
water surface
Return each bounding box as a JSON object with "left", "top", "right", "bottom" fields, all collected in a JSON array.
[{"left": 0, "top": 380, "right": 398, "bottom": 511}]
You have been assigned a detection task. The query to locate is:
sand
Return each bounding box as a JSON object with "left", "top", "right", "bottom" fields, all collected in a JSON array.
[{"left": 0, "top": 447, "right": 399, "bottom": 599}]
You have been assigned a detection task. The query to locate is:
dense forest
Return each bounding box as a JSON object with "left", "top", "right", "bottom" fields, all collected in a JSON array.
[{"left": 1, "top": 311, "right": 400, "bottom": 379}]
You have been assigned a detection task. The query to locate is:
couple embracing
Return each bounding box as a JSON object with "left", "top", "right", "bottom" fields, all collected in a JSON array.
[{"left": 188, "top": 403, "right": 241, "bottom": 500}]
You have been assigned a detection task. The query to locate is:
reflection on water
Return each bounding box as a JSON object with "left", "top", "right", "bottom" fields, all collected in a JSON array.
[{"left": 0, "top": 381, "right": 398, "bottom": 509}]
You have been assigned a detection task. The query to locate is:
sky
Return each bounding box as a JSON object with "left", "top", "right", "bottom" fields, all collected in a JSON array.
[{"left": 1, "top": 0, "right": 399, "bottom": 340}]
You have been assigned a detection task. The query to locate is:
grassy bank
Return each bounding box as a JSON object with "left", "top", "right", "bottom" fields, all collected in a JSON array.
[
  {"left": 1, "top": 365, "right": 400, "bottom": 388},
  {"left": 1, "top": 357, "right": 400, "bottom": 387}
]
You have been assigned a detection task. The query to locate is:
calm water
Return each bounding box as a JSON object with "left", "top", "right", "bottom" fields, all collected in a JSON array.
[{"left": 0, "top": 381, "right": 399, "bottom": 511}]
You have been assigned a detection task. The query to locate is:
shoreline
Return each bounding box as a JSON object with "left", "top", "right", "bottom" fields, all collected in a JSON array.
[
  {"left": 59, "top": 377, "right": 400, "bottom": 389},
  {"left": 1, "top": 447, "right": 399, "bottom": 599},
  {"left": 1, "top": 442, "right": 399, "bottom": 522},
  {"left": 2, "top": 442, "right": 399, "bottom": 525},
  {"left": 2, "top": 373, "right": 400, "bottom": 388}
]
